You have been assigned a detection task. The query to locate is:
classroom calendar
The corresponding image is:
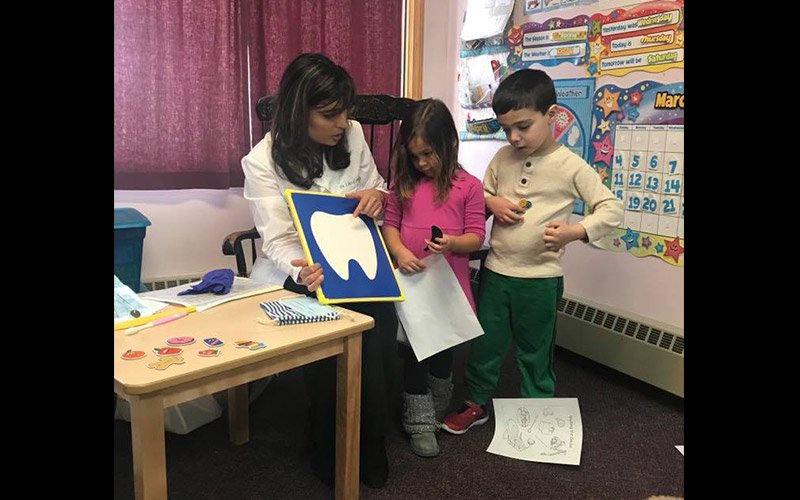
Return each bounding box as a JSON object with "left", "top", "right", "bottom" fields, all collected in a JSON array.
[{"left": 588, "top": 80, "right": 683, "bottom": 266}]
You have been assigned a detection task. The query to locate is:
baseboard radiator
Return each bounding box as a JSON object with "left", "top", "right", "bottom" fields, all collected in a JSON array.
[
  {"left": 141, "top": 275, "right": 203, "bottom": 292},
  {"left": 556, "top": 293, "right": 684, "bottom": 398}
]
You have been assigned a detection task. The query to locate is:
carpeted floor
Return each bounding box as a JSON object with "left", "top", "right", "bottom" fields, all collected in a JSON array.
[{"left": 114, "top": 343, "right": 684, "bottom": 500}]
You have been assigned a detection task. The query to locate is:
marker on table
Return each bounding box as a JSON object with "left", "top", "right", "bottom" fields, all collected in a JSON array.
[{"left": 124, "top": 311, "right": 191, "bottom": 336}]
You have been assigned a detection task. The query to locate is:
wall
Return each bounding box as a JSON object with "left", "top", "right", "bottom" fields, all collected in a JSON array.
[
  {"left": 114, "top": 189, "right": 253, "bottom": 280},
  {"left": 423, "top": 0, "right": 683, "bottom": 329}
]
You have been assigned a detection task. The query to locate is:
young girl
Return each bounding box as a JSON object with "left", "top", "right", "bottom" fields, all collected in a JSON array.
[{"left": 381, "top": 99, "right": 486, "bottom": 457}]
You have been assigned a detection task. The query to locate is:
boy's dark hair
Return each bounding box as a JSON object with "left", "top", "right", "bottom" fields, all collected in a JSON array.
[
  {"left": 271, "top": 53, "right": 356, "bottom": 188},
  {"left": 492, "top": 69, "right": 557, "bottom": 116},
  {"left": 393, "top": 99, "right": 461, "bottom": 202}
]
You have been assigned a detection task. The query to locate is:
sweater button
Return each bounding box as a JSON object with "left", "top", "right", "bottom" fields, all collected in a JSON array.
[
  {"left": 525, "top": 162, "right": 531, "bottom": 167},
  {"left": 521, "top": 178, "right": 527, "bottom": 184}
]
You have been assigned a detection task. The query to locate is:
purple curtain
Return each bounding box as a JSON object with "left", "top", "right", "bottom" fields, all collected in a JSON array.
[
  {"left": 114, "top": 0, "right": 248, "bottom": 189},
  {"left": 115, "top": 0, "right": 403, "bottom": 190}
]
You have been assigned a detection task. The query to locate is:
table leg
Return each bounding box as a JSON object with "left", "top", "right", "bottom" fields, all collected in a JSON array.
[
  {"left": 130, "top": 393, "right": 167, "bottom": 500},
  {"left": 228, "top": 384, "right": 250, "bottom": 445},
  {"left": 335, "top": 332, "right": 362, "bottom": 500}
]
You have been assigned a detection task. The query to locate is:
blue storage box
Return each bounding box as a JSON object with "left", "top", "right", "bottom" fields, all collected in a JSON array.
[{"left": 114, "top": 207, "right": 151, "bottom": 292}]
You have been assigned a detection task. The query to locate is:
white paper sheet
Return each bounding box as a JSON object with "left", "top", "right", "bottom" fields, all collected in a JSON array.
[
  {"left": 461, "top": 0, "right": 515, "bottom": 41},
  {"left": 139, "top": 276, "right": 282, "bottom": 312},
  {"left": 675, "top": 445, "right": 684, "bottom": 456},
  {"left": 394, "top": 254, "right": 484, "bottom": 362},
  {"left": 487, "top": 398, "right": 583, "bottom": 465}
]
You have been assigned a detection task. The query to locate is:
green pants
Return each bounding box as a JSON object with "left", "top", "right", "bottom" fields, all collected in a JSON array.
[{"left": 464, "top": 268, "right": 564, "bottom": 405}]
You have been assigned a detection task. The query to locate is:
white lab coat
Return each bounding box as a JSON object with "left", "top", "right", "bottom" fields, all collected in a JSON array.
[{"left": 242, "top": 120, "right": 387, "bottom": 286}]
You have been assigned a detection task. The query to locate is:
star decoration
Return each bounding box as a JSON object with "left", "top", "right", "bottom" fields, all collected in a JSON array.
[
  {"left": 613, "top": 238, "right": 621, "bottom": 248},
  {"left": 589, "top": 39, "right": 605, "bottom": 60},
  {"left": 626, "top": 106, "right": 640, "bottom": 122},
  {"left": 592, "top": 134, "right": 613, "bottom": 166},
  {"left": 590, "top": 19, "right": 601, "bottom": 37},
  {"left": 655, "top": 242, "right": 664, "bottom": 254},
  {"left": 620, "top": 227, "right": 639, "bottom": 250},
  {"left": 641, "top": 236, "right": 651, "bottom": 249},
  {"left": 597, "top": 118, "right": 611, "bottom": 134},
  {"left": 549, "top": 20, "right": 556, "bottom": 29},
  {"left": 588, "top": 60, "right": 598, "bottom": 75},
  {"left": 596, "top": 88, "right": 621, "bottom": 117},
  {"left": 629, "top": 89, "right": 642, "bottom": 105},
  {"left": 514, "top": 44, "right": 524, "bottom": 56},
  {"left": 662, "top": 236, "right": 684, "bottom": 262},
  {"left": 556, "top": 20, "right": 562, "bottom": 28}
]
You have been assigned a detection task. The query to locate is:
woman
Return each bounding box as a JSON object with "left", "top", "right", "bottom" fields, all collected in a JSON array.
[{"left": 241, "top": 53, "right": 396, "bottom": 489}]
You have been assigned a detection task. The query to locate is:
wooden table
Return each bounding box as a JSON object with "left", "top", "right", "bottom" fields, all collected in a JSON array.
[{"left": 114, "top": 289, "right": 374, "bottom": 500}]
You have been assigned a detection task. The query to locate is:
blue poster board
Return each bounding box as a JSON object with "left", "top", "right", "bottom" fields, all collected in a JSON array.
[{"left": 284, "top": 190, "right": 404, "bottom": 305}]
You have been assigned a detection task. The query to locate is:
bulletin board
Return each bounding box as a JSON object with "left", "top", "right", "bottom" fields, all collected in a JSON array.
[
  {"left": 284, "top": 190, "right": 404, "bottom": 304},
  {"left": 456, "top": 0, "right": 683, "bottom": 266}
]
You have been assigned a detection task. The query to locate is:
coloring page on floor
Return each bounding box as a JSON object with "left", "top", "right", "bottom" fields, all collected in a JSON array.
[{"left": 487, "top": 398, "right": 583, "bottom": 465}]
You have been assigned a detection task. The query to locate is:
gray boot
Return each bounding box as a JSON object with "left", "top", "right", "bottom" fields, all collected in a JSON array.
[
  {"left": 402, "top": 392, "right": 439, "bottom": 457},
  {"left": 428, "top": 374, "right": 454, "bottom": 424}
]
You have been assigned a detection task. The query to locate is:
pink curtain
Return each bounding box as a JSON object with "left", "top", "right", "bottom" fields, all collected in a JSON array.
[
  {"left": 247, "top": 0, "right": 403, "bottom": 179},
  {"left": 114, "top": 0, "right": 403, "bottom": 190},
  {"left": 114, "top": 0, "right": 248, "bottom": 189}
]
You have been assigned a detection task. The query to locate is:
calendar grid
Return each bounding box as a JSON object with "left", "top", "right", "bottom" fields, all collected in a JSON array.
[{"left": 609, "top": 123, "right": 683, "bottom": 239}]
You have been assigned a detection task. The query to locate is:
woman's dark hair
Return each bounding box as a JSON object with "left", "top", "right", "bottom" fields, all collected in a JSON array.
[
  {"left": 393, "top": 99, "right": 461, "bottom": 202},
  {"left": 270, "top": 53, "right": 356, "bottom": 188},
  {"left": 492, "top": 69, "right": 556, "bottom": 116}
]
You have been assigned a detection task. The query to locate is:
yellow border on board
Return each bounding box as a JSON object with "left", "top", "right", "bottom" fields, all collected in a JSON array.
[{"left": 283, "top": 189, "right": 405, "bottom": 305}]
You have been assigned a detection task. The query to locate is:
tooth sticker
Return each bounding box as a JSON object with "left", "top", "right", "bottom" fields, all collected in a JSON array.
[{"left": 310, "top": 212, "right": 378, "bottom": 280}]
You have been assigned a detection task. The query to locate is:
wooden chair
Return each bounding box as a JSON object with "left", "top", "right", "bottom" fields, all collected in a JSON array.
[{"left": 223, "top": 94, "right": 488, "bottom": 278}]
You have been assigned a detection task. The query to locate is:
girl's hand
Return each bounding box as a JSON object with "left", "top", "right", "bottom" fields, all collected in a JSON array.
[
  {"left": 396, "top": 248, "right": 426, "bottom": 274},
  {"left": 290, "top": 258, "right": 324, "bottom": 291},
  {"left": 542, "top": 221, "right": 586, "bottom": 252},
  {"left": 487, "top": 196, "right": 525, "bottom": 224},
  {"left": 346, "top": 189, "right": 385, "bottom": 218},
  {"left": 425, "top": 235, "right": 452, "bottom": 254}
]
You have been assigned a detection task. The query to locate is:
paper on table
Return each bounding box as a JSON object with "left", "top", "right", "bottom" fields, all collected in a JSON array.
[
  {"left": 114, "top": 276, "right": 168, "bottom": 322},
  {"left": 461, "top": 0, "right": 514, "bottom": 41},
  {"left": 140, "top": 276, "right": 283, "bottom": 312},
  {"left": 394, "top": 254, "right": 484, "bottom": 362},
  {"left": 487, "top": 398, "right": 583, "bottom": 466}
]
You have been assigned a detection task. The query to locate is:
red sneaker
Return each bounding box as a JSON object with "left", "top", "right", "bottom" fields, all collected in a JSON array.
[{"left": 440, "top": 400, "right": 489, "bottom": 435}]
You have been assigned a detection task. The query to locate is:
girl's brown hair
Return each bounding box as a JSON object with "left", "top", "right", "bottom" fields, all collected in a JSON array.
[{"left": 393, "top": 99, "right": 461, "bottom": 202}]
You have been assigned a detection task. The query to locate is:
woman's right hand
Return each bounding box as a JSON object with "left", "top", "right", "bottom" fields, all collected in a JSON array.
[
  {"left": 395, "top": 248, "right": 426, "bottom": 274},
  {"left": 291, "top": 258, "right": 324, "bottom": 291},
  {"left": 487, "top": 196, "right": 525, "bottom": 224}
]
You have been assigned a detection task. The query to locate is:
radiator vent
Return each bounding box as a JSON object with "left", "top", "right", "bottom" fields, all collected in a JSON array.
[
  {"left": 672, "top": 337, "right": 684, "bottom": 354},
  {"left": 558, "top": 297, "right": 683, "bottom": 357},
  {"left": 575, "top": 303, "right": 586, "bottom": 320},
  {"left": 141, "top": 275, "right": 203, "bottom": 292},
  {"left": 636, "top": 324, "right": 650, "bottom": 342},
  {"left": 593, "top": 310, "right": 606, "bottom": 326}
]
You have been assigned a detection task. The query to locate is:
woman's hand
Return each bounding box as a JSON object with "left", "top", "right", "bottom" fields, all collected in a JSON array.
[
  {"left": 346, "top": 188, "right": 385, "bottom": 218},
  {"left": 396, "top": 248, "right": 426, "bottom": 274},
  {"left": 424, "top": 235, "right": 453, "bottom": 254},
  {"left": 487, "top": 196, "right": 525, "bottom": 224},
  {"left": 290, "top": 258, "right": 324, "bottom": 291}
]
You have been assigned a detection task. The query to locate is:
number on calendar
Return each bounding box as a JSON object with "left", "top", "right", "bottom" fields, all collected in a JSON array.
[
  {"left": 628, "top": 173, "right": 642, "bottom": 187},
  {"left": 662, "top": 199, "right": 676, "bottom": 214}
]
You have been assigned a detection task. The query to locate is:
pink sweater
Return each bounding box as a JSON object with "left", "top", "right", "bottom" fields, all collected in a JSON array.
[{"left": 384, "top": 169, "right": 486, "bottom": 311}]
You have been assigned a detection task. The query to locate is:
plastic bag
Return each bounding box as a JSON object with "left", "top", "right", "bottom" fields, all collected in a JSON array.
[{"left": 115, "top": 394, "right": 223, "bottom": 435}]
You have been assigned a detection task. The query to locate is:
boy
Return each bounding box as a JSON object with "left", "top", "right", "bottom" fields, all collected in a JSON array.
[{"left": 441, "top": 69, "right": 624, "bottom": 434}]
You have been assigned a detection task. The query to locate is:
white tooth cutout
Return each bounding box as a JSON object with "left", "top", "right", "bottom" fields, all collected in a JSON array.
[{"left": 309, "top": 212, "right": 378, "bottom": 281}]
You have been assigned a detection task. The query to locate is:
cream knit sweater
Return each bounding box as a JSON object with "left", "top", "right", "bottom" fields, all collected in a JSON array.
[{"left": 483, "top": 144, "right": 623, "bottom": 278}]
